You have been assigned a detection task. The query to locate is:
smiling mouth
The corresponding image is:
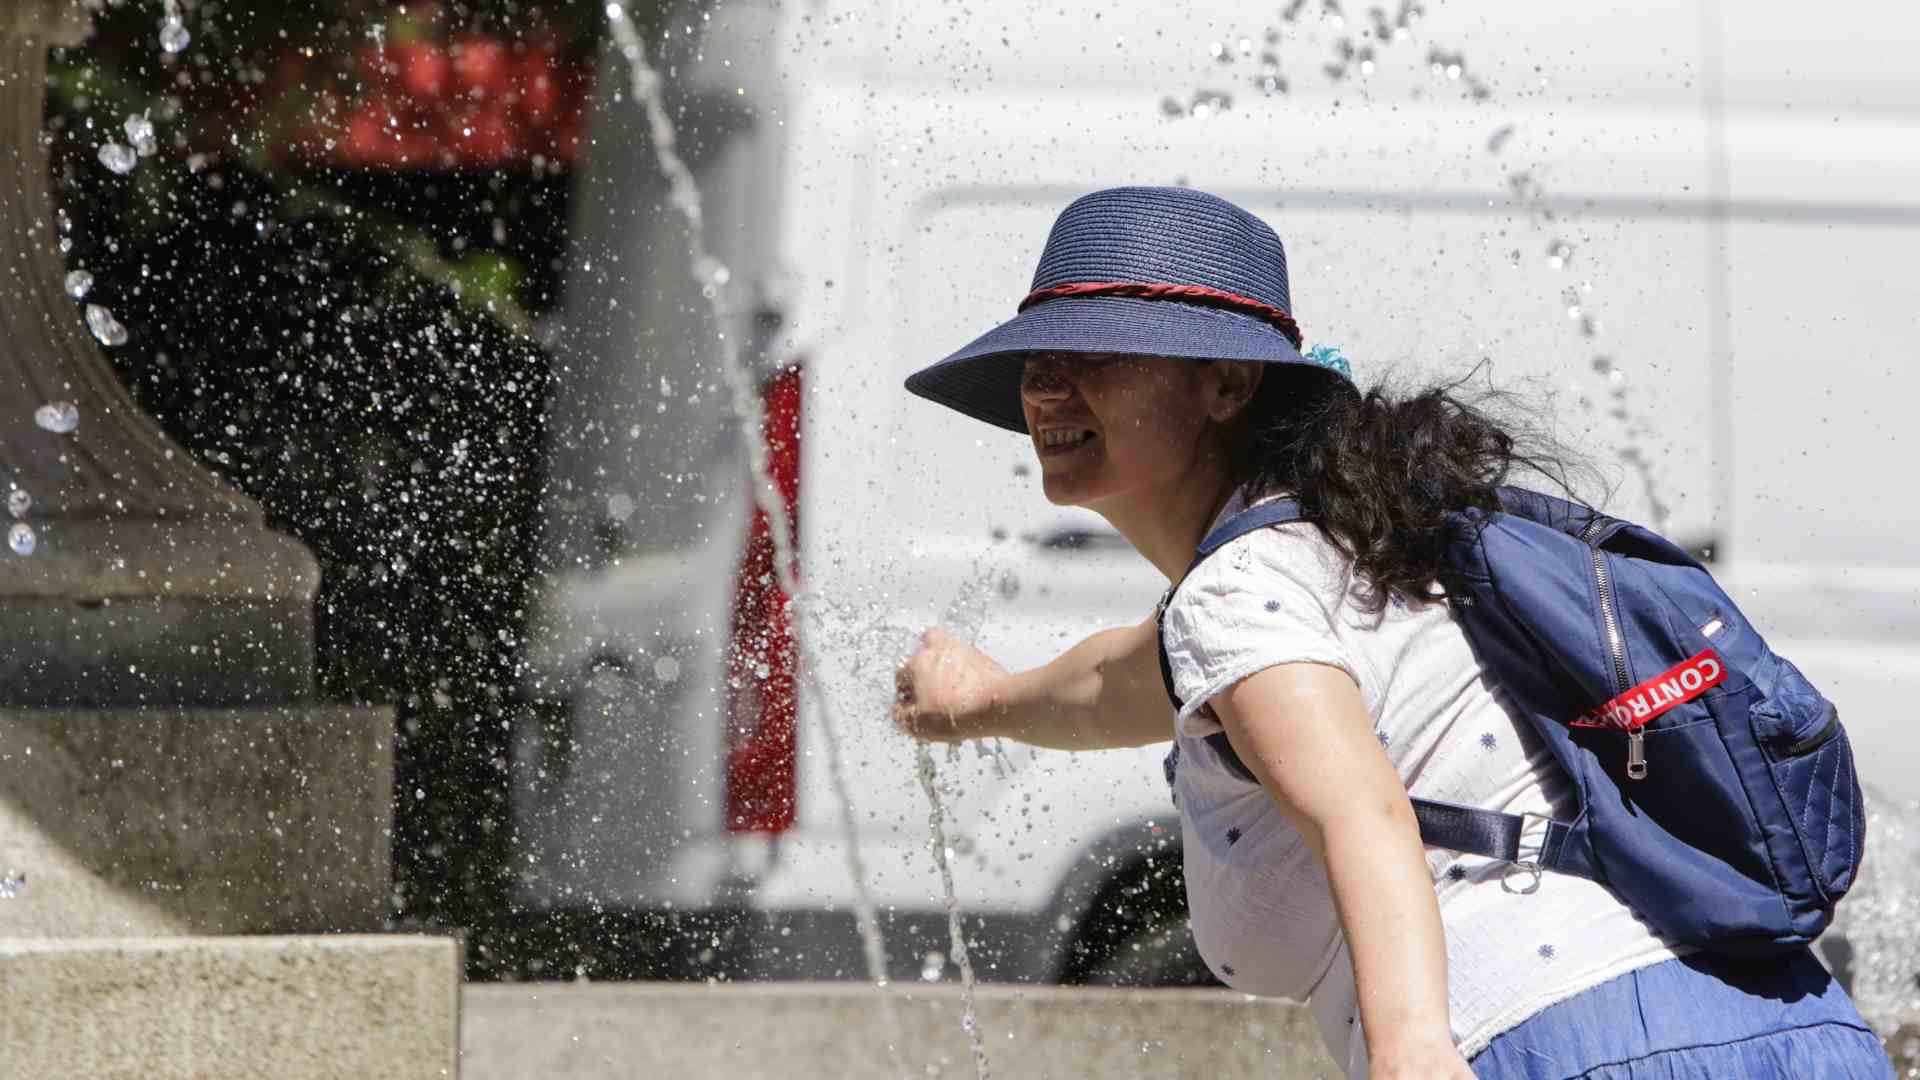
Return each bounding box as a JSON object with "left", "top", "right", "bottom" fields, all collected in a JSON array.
[{"left": 1038, "top": 429, "right": 1097, "bottom": 454}]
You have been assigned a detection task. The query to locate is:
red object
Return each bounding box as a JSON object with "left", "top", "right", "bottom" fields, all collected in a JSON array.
[
  {"left": 394, "top": 40, "right": 450, "bottom": 101},
  {"left": 452, "top": 34, "right": 511, "bottom": 98},
  {"left": 516, "top": 36, "right": 562, "bottom": 120},
  {"left": 724, "top": 364, "right": 805, "bottom": 833},
  {"left": 392, "top": 129, "right": 438, "bottom": 168},
  {"left": 339, "top": 108, "right": 390, "bottom": 167},
  {"left": 289, "top": 29, "right": 594, "bottom": 172},
  {"left": 353, "top": 43, "right": 398, "bottom": 93},
  {"left": 518, "top": 68, "right": 559, "bottom": 122},
  {"left": 1019, "top": 280, "right": 1304, "bottom": 349},
  {"left": 1571, "top": 649, "right": 1728, "bottom": 731},
  {"left": 450, "top": 100, "right": 518, "bottom": 166}
]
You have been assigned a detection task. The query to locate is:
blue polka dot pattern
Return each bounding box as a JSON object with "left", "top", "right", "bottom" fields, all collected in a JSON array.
[{"left": 1480, "top": 732, "right": 1498, "bottom": 750}]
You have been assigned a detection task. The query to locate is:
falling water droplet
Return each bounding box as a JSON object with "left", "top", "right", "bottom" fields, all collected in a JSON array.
[
  {"left": 0, "top": 873, "right": 24, "bottom": 899},
  {"left": 7, "top": 490, "right": 29, "bottom": 518},
  {"left": 8, "top": 523, "right": 36, "bottom": 556},
  {"left": 920, "top": 951, "right": 946, "bottom": 982},
  {"left": 653, "top": 656, "right": 681, "bottom": 684},
  {"left": 85, "top": 304, "right": 128, "bottom": 346},
  {"left": 34, "top": 401, "right": 79, "bottom": 434},
  {"left": 160, "top": 16, "right": 190, "bottom": 54},
  {"left": 124, "top": 114, "right": 157, "bottom": 157},
  {"left": 98, "top": 142, "right": 138, "bottom": 175},
  {"left": 64, "top": 269, "right": 93, "bottom": 299}
]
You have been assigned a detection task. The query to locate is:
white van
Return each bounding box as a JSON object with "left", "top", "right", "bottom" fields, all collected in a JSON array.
[{"left": 510, "top": 0, "right": 1920, "bottom": 984}]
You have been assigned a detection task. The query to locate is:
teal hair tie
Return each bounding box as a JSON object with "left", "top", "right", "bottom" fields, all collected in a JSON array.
[{"left": 1304, "top": 344, "right": 1353, "bottom": 380}]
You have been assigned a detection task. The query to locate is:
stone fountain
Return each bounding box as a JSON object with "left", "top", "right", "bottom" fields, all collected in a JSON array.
[{"left": 0, "top": 3, "right": 455, "bottom": 1074}]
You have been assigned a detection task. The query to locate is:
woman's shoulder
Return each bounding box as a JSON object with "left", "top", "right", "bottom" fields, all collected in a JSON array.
[{"left": 1176, "top": 519, "right": 1352, "bottom": 607}]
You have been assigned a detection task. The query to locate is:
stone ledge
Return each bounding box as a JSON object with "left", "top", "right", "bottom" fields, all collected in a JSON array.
[
  {"left": 0, "top": 705, "right": 393, "bottom": 936},
  {"left": 460, "top": 981, "right": 1343, "bottom": 1079},
  {"left": 0, "top": 935, "right": 460, "bottom": 1080}
]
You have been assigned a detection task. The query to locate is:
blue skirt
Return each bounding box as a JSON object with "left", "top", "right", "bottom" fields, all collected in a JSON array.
[{"left": 1469, "top": 948, "right": 1894, "bottom": 1079}]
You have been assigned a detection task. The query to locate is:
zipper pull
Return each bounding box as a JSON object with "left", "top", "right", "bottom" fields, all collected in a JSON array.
[{"left": 1627, "top": 729, "right": 1647, "bottom": 780}]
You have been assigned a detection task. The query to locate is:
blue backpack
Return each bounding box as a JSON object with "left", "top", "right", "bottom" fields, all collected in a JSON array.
[{"left": 1156, "top": 487, "right": 1865, "bottom": 955}]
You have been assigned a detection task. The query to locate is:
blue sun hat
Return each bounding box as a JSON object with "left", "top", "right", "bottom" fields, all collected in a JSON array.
[{"left": 904, "top": 186, "right": 1355, "bottom": 433}]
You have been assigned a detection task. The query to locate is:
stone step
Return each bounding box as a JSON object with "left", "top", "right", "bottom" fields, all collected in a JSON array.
[
  {"left": 0, "top": 935, "right": 460, "bottom": 1080},
  {"left": 459, "top": 981, "right": 1343, "bottom": 1079}
]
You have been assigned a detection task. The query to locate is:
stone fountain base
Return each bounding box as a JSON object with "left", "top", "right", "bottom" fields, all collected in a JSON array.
[
  {"left": 0, "top": 935, "right": 460, "bottom": 1079},
  {"left": 461, "top": 982, "right": 1342, "bottom": 1079},
  {"left": 0, "top": 705, "right": 394, "bottom": 936}
]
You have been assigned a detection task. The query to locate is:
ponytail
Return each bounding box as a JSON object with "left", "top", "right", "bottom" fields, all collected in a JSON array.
[{"left": 1240, "top": 364, "right": 1585, "bottom": 611}]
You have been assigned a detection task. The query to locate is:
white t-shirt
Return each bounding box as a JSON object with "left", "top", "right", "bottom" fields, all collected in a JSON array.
[{"left": 1160, "top": 489, "right": 1682, "bottom": 1076}]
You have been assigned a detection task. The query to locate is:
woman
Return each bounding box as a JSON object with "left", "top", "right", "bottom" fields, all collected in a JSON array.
[{"left": 895, "top": 187, "right": 1891, "bottom": 1079}]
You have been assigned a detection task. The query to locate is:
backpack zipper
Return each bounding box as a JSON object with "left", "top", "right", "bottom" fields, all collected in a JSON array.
[
  {"left": 1782, "top": 708, "right": 1841, "bottom": 757},
  {"left": 1582, "top": 516, "right": 1644, "bottom": 779}
]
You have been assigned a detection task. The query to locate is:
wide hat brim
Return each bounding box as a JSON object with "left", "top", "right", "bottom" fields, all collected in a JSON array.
[{"left": 905, "top": 294, "right": 1332, "bottom": 434}]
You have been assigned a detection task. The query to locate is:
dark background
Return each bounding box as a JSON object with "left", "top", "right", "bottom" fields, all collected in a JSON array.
[{"left": 44, "top": 0, "right": 639, "bottom": 964}]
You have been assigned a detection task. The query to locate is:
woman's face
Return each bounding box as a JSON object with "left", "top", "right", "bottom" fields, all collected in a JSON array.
[{"left": 1018, "top": 352, "right": 1222, "bottom": 512}]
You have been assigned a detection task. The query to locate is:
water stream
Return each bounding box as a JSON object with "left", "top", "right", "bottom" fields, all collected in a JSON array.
[
  {"left": 603, "top": 0, "right": 900, "bottom": 1017},
  {"left": 917, "top": 576, "right": 1001, "bottom": 1080},
  {"left": 602, "top": 10, "right": 1036, "bottom": 1076},
  {"left": 914, "top": 741, "right": 991, "bottom": 1080}
]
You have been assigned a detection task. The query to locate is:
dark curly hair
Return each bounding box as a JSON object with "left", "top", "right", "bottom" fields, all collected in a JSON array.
[{"left": 1236, "top": 363, "right": 1592, "bottom": 612}]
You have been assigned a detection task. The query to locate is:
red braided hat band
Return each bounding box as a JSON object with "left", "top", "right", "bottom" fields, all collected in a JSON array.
[{"left": 1017, "top": 281, "right": 1303, "bottom": 350}]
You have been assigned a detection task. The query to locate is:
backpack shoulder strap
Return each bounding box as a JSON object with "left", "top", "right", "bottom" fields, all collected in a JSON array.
[
  {"left": 1195, "top": 498, "right": 1307, "bottom": 559},
  {"left": 1158, "top": 493, "right": 1592, "bottom": 883},
  {"left": 1157, "top": 499, "right": 1309, "bottom": 712}
]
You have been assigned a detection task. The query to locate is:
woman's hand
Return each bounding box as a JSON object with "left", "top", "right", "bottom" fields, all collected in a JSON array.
[{"left": 893, "top": 628, "right": 1010, "bottom": 742}]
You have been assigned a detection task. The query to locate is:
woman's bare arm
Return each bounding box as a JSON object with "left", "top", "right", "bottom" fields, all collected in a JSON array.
[
  {"left": 894, "top": 617, "right": 1172, "bottom": 750},
  {"left": 1210, "top": 662, "right": 1474, "bottom": 1080}
]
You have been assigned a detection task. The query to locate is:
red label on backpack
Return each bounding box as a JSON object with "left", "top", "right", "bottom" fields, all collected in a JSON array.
[{"left": 1571, "top": 649, "right": 1727, "bottom": 731}]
